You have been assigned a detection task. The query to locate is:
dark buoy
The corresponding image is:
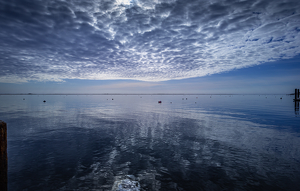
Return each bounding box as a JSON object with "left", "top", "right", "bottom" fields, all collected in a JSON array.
[
  {"left": 43, "top": 100, "right": 46, "bottom": 102},
  {"left": 23, "top": 98, "right": 25, "bottom": 100},
  {"left": 158, "top": 101, "right": 162, "bottom": 103},
  {"left": 280, "top": 97, "right": 282, "bottom": 99},
  {"left": 112, "top": 98, "right": 114, "bottom": 100}
]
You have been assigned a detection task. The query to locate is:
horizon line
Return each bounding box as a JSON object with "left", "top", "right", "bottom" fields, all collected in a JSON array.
[{"left": 0, "top": 93, "right": 294, "bottom": 95}]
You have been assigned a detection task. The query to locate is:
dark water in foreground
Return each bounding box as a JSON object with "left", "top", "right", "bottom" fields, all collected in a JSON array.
[{"left": 0, "top": 94, "right": 299, "bottom": 191}]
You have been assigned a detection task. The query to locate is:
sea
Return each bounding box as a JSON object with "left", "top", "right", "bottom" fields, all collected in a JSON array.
[{"left": 0, "top": 94, "right": 299, "bottom": 191}]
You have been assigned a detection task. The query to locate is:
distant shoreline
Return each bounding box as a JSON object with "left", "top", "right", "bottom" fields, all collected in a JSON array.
[{"left": 0, "top": 93, "right": 293, "bottom": 95}]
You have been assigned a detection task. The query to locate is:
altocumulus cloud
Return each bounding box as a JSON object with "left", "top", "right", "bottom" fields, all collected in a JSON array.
[{"left": 0, "top": 0, "right": 299, "bottom": 83}]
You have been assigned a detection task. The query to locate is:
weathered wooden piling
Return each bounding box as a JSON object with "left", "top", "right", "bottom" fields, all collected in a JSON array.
[
  {"left": 0, "top": 121, "right": 7, "bottom": 191},
  {"left": 296, "top": 89, "right": 298, "bottom": 100}
]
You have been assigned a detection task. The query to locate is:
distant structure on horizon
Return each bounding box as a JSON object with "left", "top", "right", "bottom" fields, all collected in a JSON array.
[{"left": 294, "top": 89, "right": 300, "bottom": 101}]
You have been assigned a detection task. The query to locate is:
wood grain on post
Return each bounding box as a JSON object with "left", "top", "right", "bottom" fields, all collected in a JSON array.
[{"left": 0, "top": 120, "right": 7, "bottom": 191}]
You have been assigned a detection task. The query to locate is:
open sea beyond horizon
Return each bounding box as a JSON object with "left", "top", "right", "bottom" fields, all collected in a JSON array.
[{"left": 0, "top": 94, "right": 299, "bottom": 191}]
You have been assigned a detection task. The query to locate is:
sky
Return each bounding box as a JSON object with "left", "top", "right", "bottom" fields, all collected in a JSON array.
[{"left": 0, "top": 0, "right": 299, "bottom": 94}]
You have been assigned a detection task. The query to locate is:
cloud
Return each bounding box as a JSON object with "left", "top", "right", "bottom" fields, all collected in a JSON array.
[{"left": 0, "top": 0, "right": 300, "bottom": 83}]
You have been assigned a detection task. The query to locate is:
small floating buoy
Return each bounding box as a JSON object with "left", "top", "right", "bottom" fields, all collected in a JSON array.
[
  {"left": 158, "top": 101, "right": 162, "bottom": 103},
  {"left": 112, "top": 98, "right": 114, "bottom": 100},
  {"left": 43, "top": 100, "right": 46, "bottom": 102},
  {"left": 170, "top": 102, "right": 172, "bottom": 104},
  {"left": 186, "top": 98, "right": 187, "bottom": 100},
  {"left": 280, "top": 97, "right": 282, "bottom": 99},
  {"left": 23, "top": 98, "right": 25, "bottom": 100}
]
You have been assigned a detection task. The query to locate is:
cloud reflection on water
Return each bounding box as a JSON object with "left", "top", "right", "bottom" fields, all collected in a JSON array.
[{"left": 2, "top": 95, "right": 300, "bottom": 190}]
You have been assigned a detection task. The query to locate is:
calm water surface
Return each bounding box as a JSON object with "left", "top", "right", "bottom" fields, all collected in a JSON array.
[{"left": 0, "top": 95, "right": 299, "bottom": 190}]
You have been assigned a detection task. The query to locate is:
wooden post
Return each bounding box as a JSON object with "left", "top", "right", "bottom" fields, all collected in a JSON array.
[
  {"left": 296, "top": 89, "right": 298, "bottom": 100},
  {"left": 0, "top": 121, "right": 7, "bottom": 191},
  {"left": 298, "top": 89, "right": 299, "bottom": 98}
]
